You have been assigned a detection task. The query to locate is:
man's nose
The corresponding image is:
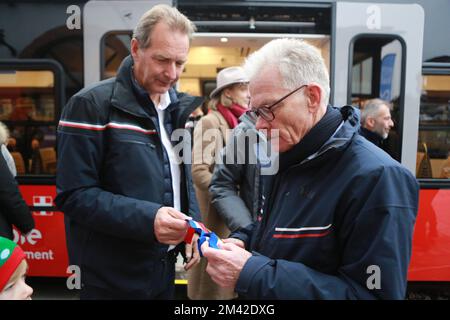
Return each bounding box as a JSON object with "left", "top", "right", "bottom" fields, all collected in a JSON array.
[{"left": 165, "top": 63, "right": 177, "bottom": 80}]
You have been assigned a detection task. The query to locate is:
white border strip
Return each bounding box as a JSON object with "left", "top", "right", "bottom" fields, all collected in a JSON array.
[{"left": 275, "top": 224, "right": 332, "bottom": 232}]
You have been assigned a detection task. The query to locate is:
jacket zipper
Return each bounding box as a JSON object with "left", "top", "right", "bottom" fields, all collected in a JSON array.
[{"left": 119, "top": 139, "right": 156, "bottom": 148}]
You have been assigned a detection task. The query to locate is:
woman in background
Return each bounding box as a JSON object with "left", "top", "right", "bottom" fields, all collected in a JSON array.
[{"left": 188, "top": 66, "right": 250, "bottom": 300}]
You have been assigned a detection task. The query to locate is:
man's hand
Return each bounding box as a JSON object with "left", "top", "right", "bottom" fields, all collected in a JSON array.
[
  {"left": 201, "top": 241, "right": 252, "bottom": 288},
  {"left": 154, "top": 207, "right": 190, "bottom": 245},
  {"left": 184, "top": 233, "right": 200, "bottom": 271},
  {"left": 222, "top": 238, "right": 245, "bottom": 249}
]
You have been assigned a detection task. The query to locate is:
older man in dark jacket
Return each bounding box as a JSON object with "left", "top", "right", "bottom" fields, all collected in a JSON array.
[
  {"left": 55, "top": 5, "right": 202, "bottom": 299},
  {"left": 202, "top": 39, "right": 419, "bottom": 300}
]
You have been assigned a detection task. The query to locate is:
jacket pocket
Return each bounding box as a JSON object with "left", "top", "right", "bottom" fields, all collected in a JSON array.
[{"left": 117, "top": 139, "right": 156, "bottom": 149}]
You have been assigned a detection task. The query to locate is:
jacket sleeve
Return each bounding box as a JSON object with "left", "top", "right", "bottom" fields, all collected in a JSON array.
[
  {"left": 229, "top": 221, "right": 257, "bottom": 249},
  {"left": 209, "top": 129, "right": 253, "bottom": 231},
  {"left": 0, "top": 155, "right": 35, "bottom": 234},
  {"left": 236, "top": 165, "right": 419, "bottom": 299},
  {"left": 55, "top": 95, "right": 163, "bottom": 244}
]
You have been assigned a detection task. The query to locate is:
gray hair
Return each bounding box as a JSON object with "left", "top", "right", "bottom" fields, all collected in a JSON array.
[
  {"left": 361, "top": 98, "right": 391, "bottom": 125},
  {"left": 0, "top": 121, "right": 9, "bottom": 145},
  {"left": 208, "top": 84, "right": 238, "bottom": 110},
  {"left": 133, "top": 4, "right": 196, "bottom": 48},
  {"left": 243, "top": 38, "right": 330, "bottom": 105}
]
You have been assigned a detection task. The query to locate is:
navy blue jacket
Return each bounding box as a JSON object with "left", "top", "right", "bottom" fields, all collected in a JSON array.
[
  {"left": 232, "top": 106, "right": 419, "bottom": 300},
  {"left": 55, "top": 56, "right": 202, "bottom": 295}
]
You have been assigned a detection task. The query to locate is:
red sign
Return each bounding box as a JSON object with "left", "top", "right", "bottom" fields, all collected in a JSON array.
[{"left": 15, "top": 185, "right": 69, "bottom": 277}]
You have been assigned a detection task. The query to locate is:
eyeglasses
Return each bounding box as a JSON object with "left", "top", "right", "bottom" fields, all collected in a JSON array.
[{"left": 246, "top": 84, "right": 308, "bottom": 122}]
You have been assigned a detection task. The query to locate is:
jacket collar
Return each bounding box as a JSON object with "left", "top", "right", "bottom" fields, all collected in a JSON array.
[
  {"left": 278, "top": 105, "right": 344, "bottom": 172},
  {"left": 278, "top": 105, "right": 360, "bottom": 171},
  {"left": 111, "top": 55, "right": 204, "bottom": 128},
  {"left": 359, "top": 127, "right": 384, "bottom": 147},
  {"left": 302, "top": 105, "right": 360, "bottom": 165}
]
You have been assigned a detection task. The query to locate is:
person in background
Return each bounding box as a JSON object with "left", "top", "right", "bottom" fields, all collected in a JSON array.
[
  {"left": 202, "top": 38, "right": 419, "bottom": 300},
  {"left": 0, "top": 123, "right": 34, "bottom": 240},
  {"left": 359, "top": 98, "right": 394, "bottom": 150},
  {"left": 0, "top": 236, "right": 33, "bottom": 300},
  {"left": 0, "top": 121, "right": 17, "bottom": 176},
  {"left": 185, "top": 106, "right": 204, "bottom": 142},
  {"left": 209, "top": 111, "right": 260, "bottom": 233},
  {"left": 188, "top": 66, "right": 250, "bottom": 300}
]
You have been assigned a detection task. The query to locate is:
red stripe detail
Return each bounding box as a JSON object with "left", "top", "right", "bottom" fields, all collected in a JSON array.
[
  {"left": 59, "top": 122, "right": 105, "bottom": 131},
  {"left": 273, "top": 230, "right": 331, "bottom": 239},
  {"left": 106, "top": 124, "right": 157, "bottom": 135},
  {"left": 59, "top": 122, "right": 157, "bottom": 135}
]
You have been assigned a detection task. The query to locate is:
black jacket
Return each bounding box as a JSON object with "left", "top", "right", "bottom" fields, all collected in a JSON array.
[
  {"left": 209, "top": 114, "right": 260, "bottom": 231},
  {"left": 0, "top": 155, "right": 35, "bottom": 239},
  {"left": 359, "top": 127, "right": 385, "bottom": 148},
  {"left": 55, "top": 56, "right": 202, "bottom": 295},
  {"left": 232, "top": 106, "right": 419, "bottom": 299}
]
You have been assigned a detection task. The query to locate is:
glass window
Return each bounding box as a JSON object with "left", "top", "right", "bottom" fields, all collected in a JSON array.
[
  {"left": 417, "top": 73, "right": 450, "bottom": 179},
  {"left": 0, "top": 68, "right": 58, "bottom": 176},
  {"left": 349, "top": 36, "right": 405, "bottom": 162},
  {"left": 102, "top": 32, "right": 132, "bottom": 80}
]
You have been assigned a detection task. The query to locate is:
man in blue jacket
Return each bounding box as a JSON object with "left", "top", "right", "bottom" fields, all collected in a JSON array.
[
  {"left": 55, "top": 5, "right": 202, "bottom": 299},
  {"left": 202, "top": 39, "right": 419, "bottom": 299}
]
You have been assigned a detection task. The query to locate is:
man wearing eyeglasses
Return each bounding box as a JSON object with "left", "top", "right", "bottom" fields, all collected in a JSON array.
[{"left": 201, "top": 39, "right": 419, "bottom": 299}]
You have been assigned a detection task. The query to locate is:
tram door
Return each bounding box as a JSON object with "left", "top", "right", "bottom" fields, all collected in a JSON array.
[
  {"left": 332, "top": 2, "right": 424, "bottom": 174},
  {"left": 334, "top": 3, "right": 450, "bottom": 283}
]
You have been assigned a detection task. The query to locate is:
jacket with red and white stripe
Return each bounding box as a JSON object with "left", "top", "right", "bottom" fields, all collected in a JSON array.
[
  {"left": 55, "top": 55, "right": 202, "bottom": 294},
  {"left": 232, "top": 106, "right": 419, "bottom": 300}
]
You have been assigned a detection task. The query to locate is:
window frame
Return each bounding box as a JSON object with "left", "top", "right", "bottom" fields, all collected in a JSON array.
[
  {"left": 418, "top": 63, "right": 450, "bottom": 187},
  {"left": 347, "top": 33, "right": 407, "bottom": 162},
  {"left": 0, "top": 59, "right": 65, "bottom": 183}
]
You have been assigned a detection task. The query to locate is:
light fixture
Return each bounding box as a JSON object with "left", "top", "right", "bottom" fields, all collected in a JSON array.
[
  {"left": 220, "top": 37, "right": 228, "bottom": 43},
  {"left": 249, "top": 17, "right": 256, "bottom": 30}
]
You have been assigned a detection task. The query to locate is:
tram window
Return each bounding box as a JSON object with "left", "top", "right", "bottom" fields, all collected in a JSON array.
[
  {"left": 102, "top": 32, "right": 132, "bottom": 80},
  {"left": 417, "top": 74, "right": 450, "bottom": 179},
  {"left": 0, "top": 69, "right": 57, "bottom": 176},
  {"left": 349, "top": 36, "right": 405, "bottom": 162}
]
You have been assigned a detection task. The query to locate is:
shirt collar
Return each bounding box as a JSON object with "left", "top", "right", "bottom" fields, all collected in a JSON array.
[{"left": 155, "top": 91, "right": 171, "bottom": 111}]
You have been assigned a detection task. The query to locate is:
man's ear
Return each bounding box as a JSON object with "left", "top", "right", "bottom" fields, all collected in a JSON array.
[
  {"left": 306, "top": 84, "right": 322, "bottom": 113},
  {"left": 130, "top": 38, "right": 140, "bottom": 61},
  {"left": 366, "top": 117, "right": 375, "bottom": 130}
]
